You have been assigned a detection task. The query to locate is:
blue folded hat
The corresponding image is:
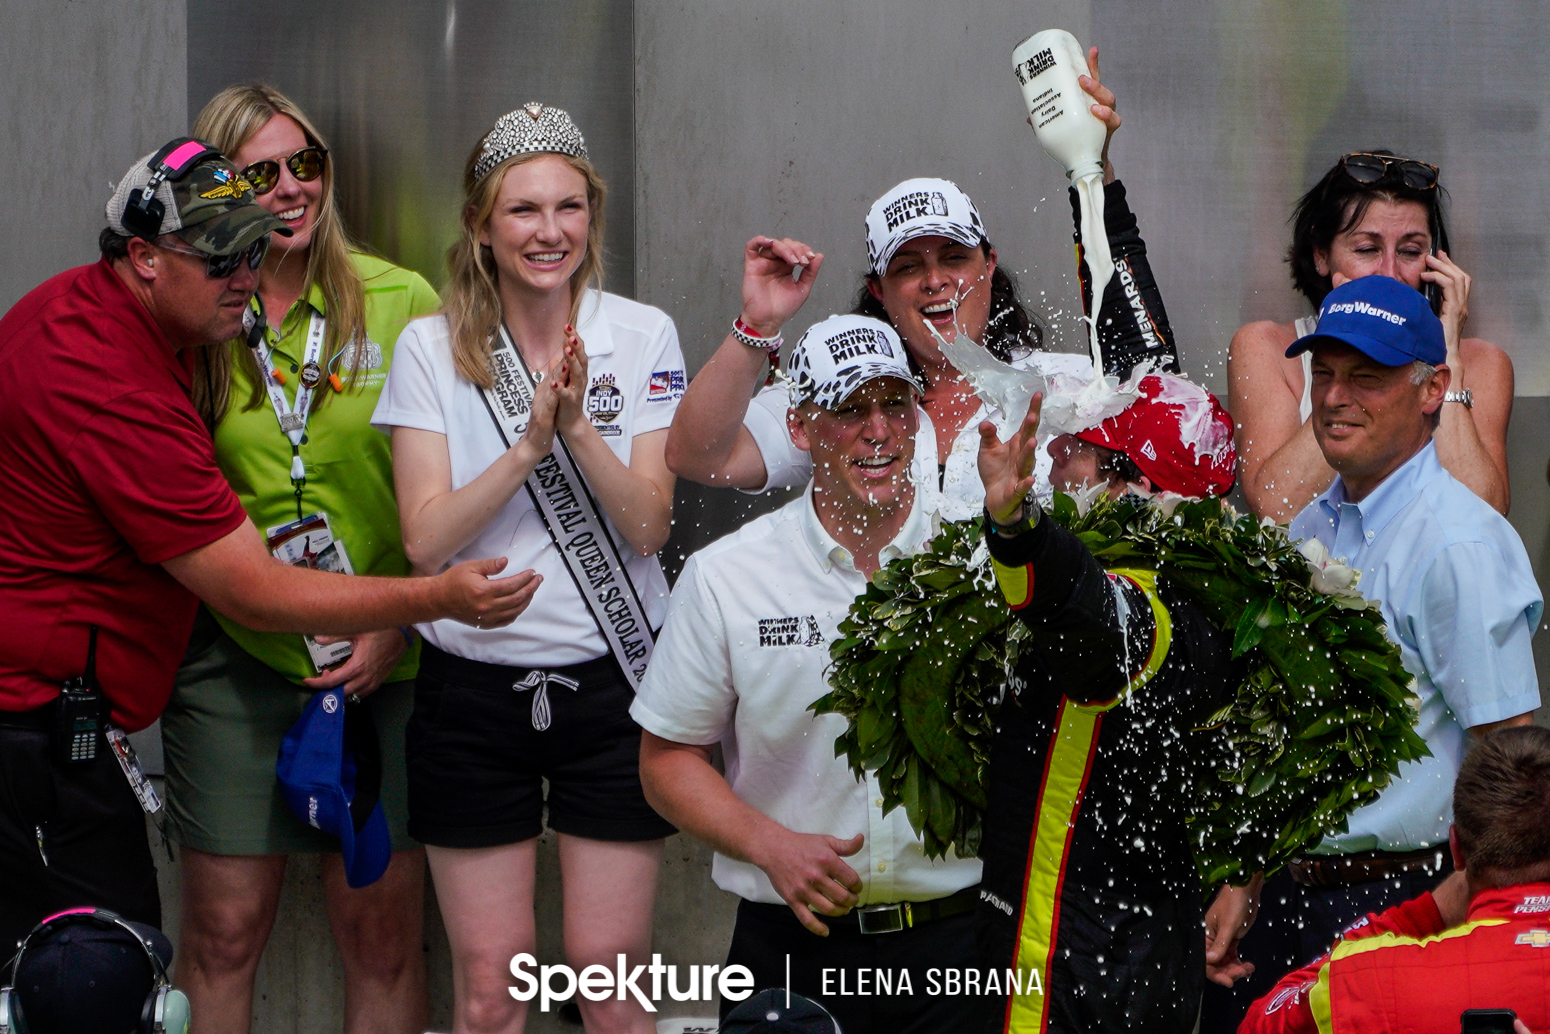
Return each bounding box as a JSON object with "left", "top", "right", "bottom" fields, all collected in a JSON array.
[
  {"left": 1286, "top": 274, "right": 1446, "bottom": 366},
  {"left": 277, "top": 689, "right": 391, "bottom": 888}
]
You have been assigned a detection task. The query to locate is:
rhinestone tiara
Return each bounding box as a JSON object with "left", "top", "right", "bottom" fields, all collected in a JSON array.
[{"left": 473, "top": 102, "right": 589, "bottom": 180}]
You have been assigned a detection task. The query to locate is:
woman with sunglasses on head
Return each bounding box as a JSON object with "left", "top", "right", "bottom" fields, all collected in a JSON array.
[
  {"left": 1227, "top": 151, "right": 1513, "bottom": 523},
  {"left": 372, "top": 104, "right": 679, "bottom": 1034},
  {"left": 160, "top": 84, "right": 445, "bottom": 1034}
]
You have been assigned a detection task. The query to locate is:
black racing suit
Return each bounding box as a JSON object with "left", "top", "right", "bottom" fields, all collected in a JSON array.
[
  {"left": 975, "top": 512, "right": 1235, "bottom": 1034},
  {"left": 1069, "top": 180, "right": 1179, "bottom": 379}
]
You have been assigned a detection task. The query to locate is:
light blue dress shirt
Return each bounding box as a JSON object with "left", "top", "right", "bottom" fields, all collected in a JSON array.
[{"left": 1289, "top": 441, "right": 1542, "bottom": 853}]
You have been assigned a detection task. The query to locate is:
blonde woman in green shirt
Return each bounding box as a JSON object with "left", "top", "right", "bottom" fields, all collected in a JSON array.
[{"left": 163, "top": 85, "right": 438, "bottom": 1034}]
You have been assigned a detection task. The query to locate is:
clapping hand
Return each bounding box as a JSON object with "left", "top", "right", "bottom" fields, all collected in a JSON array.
[
  {"left": 520, "top": 345, "right": 566, "bottom": 456},
  {"left": 978, "top": 393, "right": 1044, "bottom": 525},
  {"left": 553, "top": 325, "right": 592, "bottom": 435}
]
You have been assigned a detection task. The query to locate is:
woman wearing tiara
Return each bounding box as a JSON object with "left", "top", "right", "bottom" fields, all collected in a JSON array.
[{"left": 373, "top": 104, "right": 680, "bottom": 1033}]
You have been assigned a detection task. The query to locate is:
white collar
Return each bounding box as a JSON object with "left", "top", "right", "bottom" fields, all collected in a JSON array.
[{"left": 798, "top": 480, "right": 931, "bottom": 574}]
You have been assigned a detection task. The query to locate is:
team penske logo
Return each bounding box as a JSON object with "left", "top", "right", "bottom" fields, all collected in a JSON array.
[
  {"left": 758, "top": 615, "right": 823, "bottom": 648},
  {"left": 1516, "top": 929, "right": 1550, "bottom": 948},
  {"left": 1515, "top": 895, "right": 1550, "bottom": 914}
]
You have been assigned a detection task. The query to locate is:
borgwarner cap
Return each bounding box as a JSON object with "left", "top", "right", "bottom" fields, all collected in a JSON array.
[
  {"left": 276, "top": 689, "right": 391, "bottom": 889},
  {"left": 786, "top": 314, "right": 925, "bottom": 411},
  {"left": 864, "top": 177, "right": 987, "bottom": 276},
  {"left": 1285, "top": 274, "right": 1446, "bottom": 367},
  {"left": 106, "top": 141, "right": 291, "bottom": 255},
  {"left": 1073, "top": 373, "right": 1237, "bottom": 498}
]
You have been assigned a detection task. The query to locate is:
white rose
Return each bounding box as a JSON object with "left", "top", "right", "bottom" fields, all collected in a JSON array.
[{"left": 1298, "top": 539, "right": 1377, "bottom": 609}]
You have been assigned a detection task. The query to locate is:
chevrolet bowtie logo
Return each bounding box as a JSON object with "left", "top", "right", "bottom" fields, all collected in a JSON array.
[{"left": 1516, "top": 929, "right": 1550, "bottom": 948}]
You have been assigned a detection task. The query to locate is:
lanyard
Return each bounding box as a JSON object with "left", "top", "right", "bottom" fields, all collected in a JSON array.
[{"left": 247, "top": 303, "right": 326, "bottom": 520}]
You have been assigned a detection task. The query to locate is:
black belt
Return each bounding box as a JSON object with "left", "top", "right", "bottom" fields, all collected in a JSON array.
[
  {"left": 1289, "top": 846, "right": 1452, "bottom": 888},
  {"left": 747, "top": 884, "right": 981, "bottom": 935},
  {"left": 0, "top": 705, "right": 54, "bottom": 732}
]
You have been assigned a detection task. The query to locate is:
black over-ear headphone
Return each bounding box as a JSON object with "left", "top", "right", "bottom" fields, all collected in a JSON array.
[
  {"left": 0, "top": 909, "right": 189, "bottom": 1034},
  {"left": 119, "top": 137, "right": 223, "bottom": 241}
]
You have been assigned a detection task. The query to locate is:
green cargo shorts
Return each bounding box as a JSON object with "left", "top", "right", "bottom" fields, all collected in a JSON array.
[{"left": 161, "top": 611, "right": 415, "bottom": 855}]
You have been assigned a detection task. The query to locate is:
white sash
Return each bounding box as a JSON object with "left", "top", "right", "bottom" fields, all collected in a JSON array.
[{"left": 478, "top": 326, "right": 656, "bottom": 688}]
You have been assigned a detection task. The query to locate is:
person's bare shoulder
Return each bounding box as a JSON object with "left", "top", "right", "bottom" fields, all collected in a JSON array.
[
  {"left": 1230, "top": 319, "right": 1297, "bottom": 358},
  {"left": 1459, "top": 336, "right": 1513, "bottom": 379},
  {"left": 1228, "top": 320, "right": 1302, "bottom": 396}
]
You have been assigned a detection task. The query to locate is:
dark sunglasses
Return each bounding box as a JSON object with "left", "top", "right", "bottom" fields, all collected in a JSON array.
[
  {"left": 241, "top": 146, "right": 328, "bottom": 196},
  {"left": 1339, "top": 152, "right": 1439, "bottom": 191},
  {"left": 156, "top": 235, "right": 271, "bottom": 278}
]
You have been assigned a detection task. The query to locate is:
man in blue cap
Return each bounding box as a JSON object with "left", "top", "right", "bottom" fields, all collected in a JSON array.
[{"left": 1203, "top": 275, "right": 1542, "bottom": 1000}]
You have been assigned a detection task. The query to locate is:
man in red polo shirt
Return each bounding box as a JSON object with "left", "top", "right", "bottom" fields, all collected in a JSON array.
[
  {"left": 1239, "top": 726, "right": 1550, "bottom": 1034},
  {"left": 0, "top": 140, "right": 540, "bottom": 946}
]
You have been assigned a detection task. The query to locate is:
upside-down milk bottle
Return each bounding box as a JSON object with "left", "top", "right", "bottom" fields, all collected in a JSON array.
[{"left": 1011, "top": 28, "right": 1107, "bottom": 181}]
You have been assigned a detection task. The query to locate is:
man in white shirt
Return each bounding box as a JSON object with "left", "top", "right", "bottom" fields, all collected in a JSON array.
[{"left": 634, "top": 314, "right": 982, "bottom": 1033}]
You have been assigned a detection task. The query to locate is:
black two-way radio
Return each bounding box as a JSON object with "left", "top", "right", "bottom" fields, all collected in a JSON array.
[{"left": 53, "top": 626, "right": 103, "bottom": 765}]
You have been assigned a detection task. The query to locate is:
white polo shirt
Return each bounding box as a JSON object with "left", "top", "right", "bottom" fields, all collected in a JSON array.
[
  {"left": 631, "top": 484, "right": 983, "bottom": 906},
  {"left": 743, "top": 348, "right": 1090, "bottom": 519},
  {"left": 372, "top": 289, "right": 684, "bottom": 667}
]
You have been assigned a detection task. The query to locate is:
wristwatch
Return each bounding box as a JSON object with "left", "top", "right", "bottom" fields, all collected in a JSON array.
[
  {"left": 988, "top": 499, "right": 1040, "bottom": 537},
  {"left": 1444, "top": 389, "right": 1473, "bottom": 408}
]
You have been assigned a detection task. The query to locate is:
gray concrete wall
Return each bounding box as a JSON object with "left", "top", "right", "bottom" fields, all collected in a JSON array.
[{"left": 0, "top": 0, "right": 188, "bottom": 311}]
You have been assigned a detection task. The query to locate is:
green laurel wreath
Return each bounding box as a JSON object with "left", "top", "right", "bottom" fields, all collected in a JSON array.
[{"left": 812, "top": 493, "right": 1431, "bottom": 887}]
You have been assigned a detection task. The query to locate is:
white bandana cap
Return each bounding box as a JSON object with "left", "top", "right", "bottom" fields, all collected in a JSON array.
[
  {"left": 864, "top": 177, "right": 987, "bottom": 275},
  {"left": 473, "top": 103, "right": 588, "bottom": 181},
  {"left": 786, "top": 314, "right": 925, "bottom": 411}
]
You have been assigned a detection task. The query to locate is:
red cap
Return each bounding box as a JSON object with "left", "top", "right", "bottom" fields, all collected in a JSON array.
[{"left": 1073, "top": 374, "right": 1236, "bottom": 498}]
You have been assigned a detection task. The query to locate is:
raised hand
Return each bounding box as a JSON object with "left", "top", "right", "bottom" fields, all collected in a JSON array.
[
  {"left": 1078, "top": 45, "right": 1122, "bottom": 180},
  {"left": 1421, "top": 248, "right": 1472, "bottom": 366},
  {"left": 978, "top": 393, "right": 1044, "bottom": 525},
  {"left": 740, "top": 235, "right": 823, "bottom": 337}
]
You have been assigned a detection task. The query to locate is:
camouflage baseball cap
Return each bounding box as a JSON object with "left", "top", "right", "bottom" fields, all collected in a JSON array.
[{"left": 106, "top": 140, "right": 291, "bottom": 255}]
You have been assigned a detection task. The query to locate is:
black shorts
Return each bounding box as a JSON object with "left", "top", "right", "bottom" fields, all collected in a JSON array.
[{"left": 405, "top": 643, "right": 674, "bottom": 847}]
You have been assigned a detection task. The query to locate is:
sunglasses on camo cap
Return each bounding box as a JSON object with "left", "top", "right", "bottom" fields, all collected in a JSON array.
[{"left": 241, "top": 146, "right": 328, "bottom": 196}]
